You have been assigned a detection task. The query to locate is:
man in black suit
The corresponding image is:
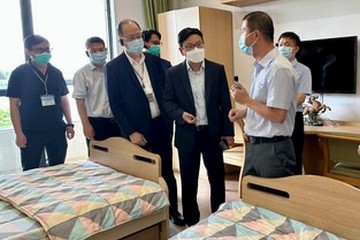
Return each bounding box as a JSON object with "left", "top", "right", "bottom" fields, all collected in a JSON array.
[
  {"left": 105, "top": 19, "right": 185, "bottom": 226},
  {"left": 141, "top": 29, "right": 172, "bottom": 73},
  {"left": 163, "top": 27, "right": 234, "bottom": 226}
]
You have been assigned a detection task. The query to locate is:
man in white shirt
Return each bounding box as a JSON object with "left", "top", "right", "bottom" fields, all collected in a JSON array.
[
  {"left": 229, "top": 11, "right": 298, "bottom": 177},
  {"left": 73, "top": 37, "right": 121, "bottom": 155},
  {"left": 278, "top": 31, "right": 312, "bottom": 174}
]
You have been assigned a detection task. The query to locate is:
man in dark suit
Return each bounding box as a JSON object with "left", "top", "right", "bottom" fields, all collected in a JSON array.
[
  {"left": 163, "top": 27, "right": 234, "bottom": 226},
  {"left": 142, "top": 28, "right": 173, "bottom": 137},
  {"left": 105, "top": 19, "right": 185, "bottom": 226},
  {"left": 141, "top": 29, "right": 172, "bottom": 73}
]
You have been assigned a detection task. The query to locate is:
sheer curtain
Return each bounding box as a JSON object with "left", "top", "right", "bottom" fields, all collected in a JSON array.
[{"left": 143, "top": 0, "right": 172, "bottom": 29}]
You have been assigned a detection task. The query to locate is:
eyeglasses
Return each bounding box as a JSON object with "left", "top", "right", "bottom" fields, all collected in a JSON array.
[
  {"left": 121, "top": 32, "right": 142, "bottom": 42},
  {"left": 31, "top": 47, "right": 52, "bottom": 54},
  {"left": 149, "top": 41, "right": 162, "bottom": 46},
  {"left": 87, "top": 48, "right": 107, "bottom": 53},
  {"left": 183, "top": 41, "right": 203, "bottom": 51}
]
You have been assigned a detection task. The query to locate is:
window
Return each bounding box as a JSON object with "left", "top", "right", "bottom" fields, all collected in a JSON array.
[
  {"left": 31, "top": 0, "right": 108, "bottom": 162},
  {"left": 0, "top": 0, "right": 24, "bottom": 173},
  {"left": 0, "top": 0, "right": 109, "bottom": 172},
  {"left": 0, "top": 1, "right": 23, "bottom": 97},
  {"left": 31, "top": 0, "right": 108, "bottom": 83}
]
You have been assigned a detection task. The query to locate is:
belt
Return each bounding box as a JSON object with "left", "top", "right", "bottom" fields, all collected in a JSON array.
[
  {"left": 248, "top": 135, "right": 289, "bottom": 144},
  {"left": 196, "top": 125, "right": 208, "bottom": 131},
  {"left": 89, "top": 117, "right": 116, "bottom": 123}
]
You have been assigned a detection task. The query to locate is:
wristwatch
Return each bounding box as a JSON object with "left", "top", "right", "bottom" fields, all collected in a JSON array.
[{"left": 66, "top": 123, "right": 74, "bottom": 128}]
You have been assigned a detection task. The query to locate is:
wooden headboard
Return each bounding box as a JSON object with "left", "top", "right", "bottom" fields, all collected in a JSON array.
[
  {"left": 89, "top": 137, "right": 162, "bottom": 185},
  {"left": 242, "top": 175, "right": 360, "bottom": 240}
]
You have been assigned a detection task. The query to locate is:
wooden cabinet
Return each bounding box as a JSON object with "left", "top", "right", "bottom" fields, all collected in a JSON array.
[
  {"left": 221, "top": 0, "right": 278, "bottom": 7},
  {"left": 158, "top": 6, "right": 234, "bottom": 87},
  {"left": 303, "top": 121, "right": 360, "bottom": 187},
  {"left": 319, "top": 133, "right": 360, "bottom": 187}
]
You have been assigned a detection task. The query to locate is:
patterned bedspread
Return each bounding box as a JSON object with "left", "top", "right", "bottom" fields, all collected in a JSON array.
[
  {"left": 171, "top": 200, "right": 344, "bottom": 240},
  {"left": 0, "top": 161, "right": 168, "bottom": 240},
  {"left": 0, "top": 200, "right": 47, "bottom": 239}
]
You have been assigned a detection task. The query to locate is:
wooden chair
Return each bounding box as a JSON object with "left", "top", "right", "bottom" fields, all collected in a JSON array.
[
  {"left": 318, "top": 133, "right": 360, "bottom": 187},
  {"left": 222, "top": 119, "right": 247, "bottom": 196}
]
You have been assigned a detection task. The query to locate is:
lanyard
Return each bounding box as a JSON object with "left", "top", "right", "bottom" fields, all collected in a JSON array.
[
  {"left": 133, "top": 63, "right": 145, "bottom": 89},
  {"left": 29, "top": 65, "right": 49, "bottom": 95}
]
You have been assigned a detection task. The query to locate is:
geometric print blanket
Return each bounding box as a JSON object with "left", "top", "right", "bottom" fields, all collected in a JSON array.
[
  {"left": 0, "top": 161, "right": 169, "bottom": 240},
  {"left": 0, "top": 200, "right": 47, "bottom": 239},
  {"left": 171, "top": 199, "right": 344, "bottom": 240}
]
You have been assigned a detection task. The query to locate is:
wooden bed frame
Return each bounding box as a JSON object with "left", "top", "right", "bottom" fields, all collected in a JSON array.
[
  {"left": 86, "top": 137, "right": 169, "bottom": 240},
  {"left": 242, "top": 175, "right": 360, "bottom": 240}
]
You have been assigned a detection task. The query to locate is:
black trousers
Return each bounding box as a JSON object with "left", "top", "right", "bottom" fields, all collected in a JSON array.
[
  {"left": 178, "top": 128, "right": 225, "bottom": 226},
  {"left": 244, "top": 137, "right": 296, "bottom": 177},
  {"left": 86, "top": 117, "right": 122, "bottom": 156},
  {"left": 291, "top": 112, "right": 305, "bottom": 175},
  {"left": 21, "top": 128, "right": 67, "bottom": 171},
  {"left": 142, "top": 117, "right": 179, "bottom": 214}
]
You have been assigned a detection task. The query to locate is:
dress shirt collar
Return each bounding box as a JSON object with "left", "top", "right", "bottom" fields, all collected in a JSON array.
[
  {"left": 257, "top": 47, "right": 277, "bottom": 68},
  {"left": 124, "top": 50, "right": 145, "bottom": 65},
  {"left": 186, "top": 59, "right": 205, "bottom": 73},
  {"left": 89, "top": 62, "right": 98, "bottom": 71},
  {"left": 88, "top": 62, "right": 106, "bottom": 72},
  {"left": 290, "top": 58, "right": 299, "bottom": 67}
]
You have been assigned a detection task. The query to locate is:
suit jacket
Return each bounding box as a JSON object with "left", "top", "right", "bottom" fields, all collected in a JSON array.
[
  {"left": 105, "top": 52, "right": 171, "bottom": 139},
  {"left": 161, "top": 58, "right": 172, "bottom": 74},
  {"left": 163, "top": 59, "right": 234, "bottom": 153}
]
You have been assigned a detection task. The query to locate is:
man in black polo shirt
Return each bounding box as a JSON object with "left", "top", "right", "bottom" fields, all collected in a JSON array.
[{"left": 6, "top": 34, "right": 74, "bottom": 171}]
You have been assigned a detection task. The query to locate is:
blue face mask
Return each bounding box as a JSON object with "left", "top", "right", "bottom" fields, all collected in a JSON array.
[
  {"left": 34, "top": 52, "right": 51, "bottom": 65},
  {"left": 238, "top": 32, "right": 256, "bottom": 56},
  {"left": 126, "top": 38, "right": 144, "bottom": 55},
  {"left": 278, "top": 46, "right": 293, "bottom": 59},
  {"left": 90, "top": 51, "right": 107, "bottom": 64}
]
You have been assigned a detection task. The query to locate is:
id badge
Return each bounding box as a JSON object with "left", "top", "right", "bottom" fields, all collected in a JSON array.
[
  {"left": 41, "top": 94, "right": 55, "bottom": 106},
  {"left": 146, "top": 93, "right": 154, "bottom": 102}
]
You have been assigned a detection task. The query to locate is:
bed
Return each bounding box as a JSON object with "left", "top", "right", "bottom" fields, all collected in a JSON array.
[
  {"left": 171, "top": 175, "right": 360, "bottom": 240},
  {"left": 0, "top": 137, "right": 169, "bottom": 240}
]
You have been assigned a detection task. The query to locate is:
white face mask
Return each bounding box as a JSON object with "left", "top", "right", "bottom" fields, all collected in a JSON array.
[
  {"left": 186, "top": 47, "right": 205, "bottom": 63},
  {"left": 278, "top": 46, "right": 293, "bottom": 59},
  {"left": 126, "top": 38, "right": 144, "bottom": 55}
]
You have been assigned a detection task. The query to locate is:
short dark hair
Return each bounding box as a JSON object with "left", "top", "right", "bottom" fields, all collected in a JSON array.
[
  {"left": 278, "top": 31, "right": 301, "bottom": 46},
  {"left": 23, "top": 34, "right": 48, "bottom": 50},
  {"left": 85, "top": 37, "right": 105, "bottom": 49},
  {"left": 243, "top": 11, "right": 274, "bottom": 43},
  {"left": 142, "top": 29, "right": 161, "bottom": 43},
  {"left": 177, "top": 27, "right": 204, "bottom": 47}
]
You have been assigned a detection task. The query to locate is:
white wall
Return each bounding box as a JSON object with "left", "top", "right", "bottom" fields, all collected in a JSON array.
[
  {"left": 112, "top": 0, "right": 146, "bottom": 54},
  {"left": 172, "top": 0, "right": 360, "bottom": 122}
]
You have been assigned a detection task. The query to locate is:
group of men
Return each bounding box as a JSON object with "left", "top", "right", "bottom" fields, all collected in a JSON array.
[{"left": 6, "top": 11, "right": 311, "bottom": 227}]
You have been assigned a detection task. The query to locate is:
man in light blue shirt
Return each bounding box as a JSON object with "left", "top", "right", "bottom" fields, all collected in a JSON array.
[
  {"left": 73, "top": 37, "right": 122, "bottom": 155},
  {"left": 229, "top": 11, "right": 298, "bottom": 177},
  {"left": 278, "top": 31, "right": 312, "bottom": 175}
]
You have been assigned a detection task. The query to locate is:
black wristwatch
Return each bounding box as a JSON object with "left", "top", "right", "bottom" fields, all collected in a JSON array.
[{"left": 66, "top": 123, "right": 74, "bottom": 128}]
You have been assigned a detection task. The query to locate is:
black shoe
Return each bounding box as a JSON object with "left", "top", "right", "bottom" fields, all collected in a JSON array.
[{"left": 169, "top": 210, "right": 186, "bottom": 226}]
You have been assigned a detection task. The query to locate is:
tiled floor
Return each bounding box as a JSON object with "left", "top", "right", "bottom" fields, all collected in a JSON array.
[{"left": 169, "top": 167, "right": 240, "bottom": 237}]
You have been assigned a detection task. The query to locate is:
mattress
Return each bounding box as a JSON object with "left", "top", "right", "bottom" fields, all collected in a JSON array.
[
  {"left": 171, "top": 199, "right": 344, "bottom": 240},
  {"left": 0, "top": 161, "right": 169, "bottom": 240}
]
